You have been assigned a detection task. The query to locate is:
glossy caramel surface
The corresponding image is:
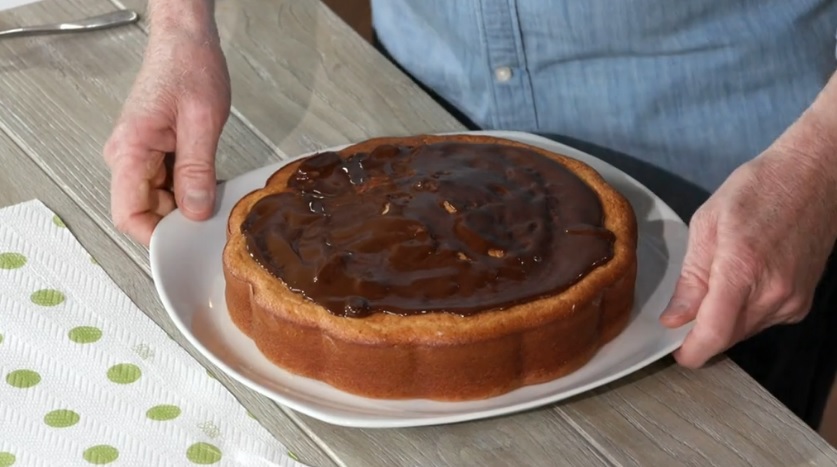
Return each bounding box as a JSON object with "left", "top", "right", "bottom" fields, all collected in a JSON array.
[{"left": 242, "top": 142, "right": 614, "bottom": 317}]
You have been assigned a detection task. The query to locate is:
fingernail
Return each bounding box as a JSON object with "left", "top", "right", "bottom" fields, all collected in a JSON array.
[
  {"left": 183, "top": 190, "right": 211, "bottom": 213},
  {"left": 662, "top": 300, "right": 689, "bottom": 319}
]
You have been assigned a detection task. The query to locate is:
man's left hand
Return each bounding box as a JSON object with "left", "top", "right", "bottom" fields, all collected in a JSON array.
[{"left": 659, "top": 145, "right": 837, "bottom": 368}]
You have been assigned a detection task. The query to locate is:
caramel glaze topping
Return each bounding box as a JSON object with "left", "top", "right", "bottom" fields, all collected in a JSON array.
[{"left": 241, "top": 142, "right": 615, "bottom": 318}]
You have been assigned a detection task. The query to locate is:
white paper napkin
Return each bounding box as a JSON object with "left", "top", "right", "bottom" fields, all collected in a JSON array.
[{"left": 0, "top": 200, "right": 309, "bottom": 467}]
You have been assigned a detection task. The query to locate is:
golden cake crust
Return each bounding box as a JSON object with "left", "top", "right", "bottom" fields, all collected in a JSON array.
[{"left": 222, "top": 134, "right": 638, "bottom": 400}]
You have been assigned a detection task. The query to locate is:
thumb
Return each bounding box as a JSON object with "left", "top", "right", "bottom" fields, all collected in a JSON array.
[
  {"left": 173, "top": 101, "right": 222, "bottom": 219},
  {"left": 659, "top": 219, "right": 715, "bottom": 328},
  {"left": 659, "top": 267, "right": 709, "bottom": 328}
]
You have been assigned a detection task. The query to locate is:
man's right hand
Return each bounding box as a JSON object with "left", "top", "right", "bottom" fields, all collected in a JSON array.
[{"left": 104, "top": 7, "right": 231, "bottom": 246}]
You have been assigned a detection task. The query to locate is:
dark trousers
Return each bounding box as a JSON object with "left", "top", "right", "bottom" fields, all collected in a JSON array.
[{"left": 373, "top": 33, "right": 837, "bottom": 430}]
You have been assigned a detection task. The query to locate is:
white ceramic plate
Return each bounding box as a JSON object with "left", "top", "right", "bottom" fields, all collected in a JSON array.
[{"left": 150, "top": 130, "right": 692, "bottom": 428}]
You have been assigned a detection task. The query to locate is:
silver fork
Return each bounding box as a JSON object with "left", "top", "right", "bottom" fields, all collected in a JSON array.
[{"left": 0, "top": 10, "right": 139, "bottom": 38}]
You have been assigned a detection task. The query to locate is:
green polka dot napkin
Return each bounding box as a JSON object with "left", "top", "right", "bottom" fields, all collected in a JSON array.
[{"left": 0, "top": 200, "right": 307, "bottom": 467}]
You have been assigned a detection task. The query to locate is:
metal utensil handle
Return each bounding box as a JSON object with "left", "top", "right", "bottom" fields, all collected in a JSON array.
[{"left": 0, "top": 10, "right": 139, "bottom": 38}]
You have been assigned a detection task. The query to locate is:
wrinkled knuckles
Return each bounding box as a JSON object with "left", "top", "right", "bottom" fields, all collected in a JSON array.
[
  {"left": 762, "top": 278, "right": 796, "bottom": 306},
  {"left": 678, "top": 266, "right": 710, "bottom": 291},
  {"left": 783, "top": 295, "right": 811, "bottom": 321},
  {"left": 173, "top": 161, "right": 214, "bottom": 184},
  {"left": 102, "top": 140, "right": 118, "bottom": 167},
  {"left": 179, "top": 96, "right": 229, "bottom": 130},
  {"left": 783, "top": 312, "right": 807, "bottom": 325},
  {"left": 102, "top": 130, "right": 128, "bottom": 167},
  {"left": 102, "top": 122, "right": 137, "bottom": 165},
  {"left": 112, "top": 214, "right": 133, "bottom": 236},
  {"left": 715, "top": 248, "right": 764, "bottom": 286}
]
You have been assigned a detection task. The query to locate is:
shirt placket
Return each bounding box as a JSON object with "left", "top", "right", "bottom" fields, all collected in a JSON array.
[{"left": 479, "top": 0, "right": 538, "bottom": 130}]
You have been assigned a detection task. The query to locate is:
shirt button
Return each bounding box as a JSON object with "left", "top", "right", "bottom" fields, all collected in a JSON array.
[{"left": 494, "top": 66, "right": 512, "bottom": 82}]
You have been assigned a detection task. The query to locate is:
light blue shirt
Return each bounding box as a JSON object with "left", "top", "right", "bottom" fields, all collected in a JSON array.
[{"left": 371, "top": 0, "right": 837, "bottom": 193}]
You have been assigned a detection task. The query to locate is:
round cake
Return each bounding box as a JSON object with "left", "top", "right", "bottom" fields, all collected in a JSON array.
[{"left": 222, "top": 134, "right": 637, "bottom": 401}]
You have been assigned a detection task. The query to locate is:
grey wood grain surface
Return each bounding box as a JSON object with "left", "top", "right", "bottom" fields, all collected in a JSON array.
[
  {"left": 0, "top": 0, "right": 835, "bottom": 465},
  {"left": 0, "top": 2, "right": 334, "bottom": 465}
]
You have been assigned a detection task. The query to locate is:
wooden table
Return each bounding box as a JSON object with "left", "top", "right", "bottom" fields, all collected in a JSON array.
[{"left": 1, "top": 1, "right": 835, "bottom": 465}]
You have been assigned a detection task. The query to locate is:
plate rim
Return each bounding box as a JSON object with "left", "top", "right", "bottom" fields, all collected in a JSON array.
[{"left": 149, "top": 130, "right": 691, "bottom": 428}]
